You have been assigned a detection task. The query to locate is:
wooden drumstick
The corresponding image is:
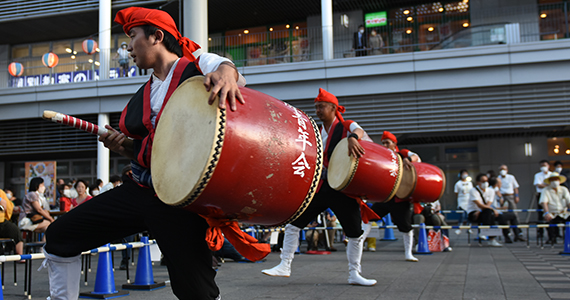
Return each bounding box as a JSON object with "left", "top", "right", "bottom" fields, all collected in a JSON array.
[
  {"left": 43, "top": 110, "right": 134, "bottom": 149},
  {"left": 42, "top": 110, "right": 108, "bottom": 135}
]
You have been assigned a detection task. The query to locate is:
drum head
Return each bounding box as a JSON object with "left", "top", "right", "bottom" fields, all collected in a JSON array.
[
  {"left": 152, "top": 76, "right": 222, "bottom": 206},
  {"left": 328, "top": 138, "right": 357, "bottom": 191},
  {"left": 395, "top": 163, "right": 417, "bottom": 199}
]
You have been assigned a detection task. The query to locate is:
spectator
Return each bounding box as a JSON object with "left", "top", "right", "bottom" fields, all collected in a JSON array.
[
  {"left": 90, "top": 179, "right": 104, "bottom": 196},
  {"left": 490, "top": 177, "right": 525, "bottom": 243},
  {"left": 467, "top": 173, "right": 502, "bottom": 247},
  {"left": 59, "top": 183, "right": 74, "bottom": 212},
  {"left": 213, "top": 238, "right": 247, "bottom": 262},
  {"left": 71, "top": 179, "right": 92, "bottom": 207},
  {"left": 305, "top": 216, "right": 322, "bottom": 251},
  {"left": 454, "top": 169, "right": 472, "bottom": 234},
  {"left": 19, "top": 177, "right": 54, "bottom": 234},
  {"left": 368, "top": 29, "right": 384, "bottom": 55},
  {"left": 554, "top": 161, "right": 569, "bottom": 188},
  {"left": 0, "top": 189, "right": 24, "bottom": 259},
  {"left": 498, "top": 164, "right": 520, "bottom": 211},
  {"left": 353, "top": 25, "right": 368, "bottom": 57},
  {"left": 99, "top": 175, "right": 122, "bottom": 194},
  {"left": 4, "top": 188, "right": 22, "bottom": 223},
  {"left": 413, "top": 200, "right": 452, "bottom": 251},
  {"left": 324, "top": 208, "right": 337, "bottom": 252},
  {"left": 534, "top": 160, "right": 552, "bottom": 238},
  {"left": 539, "top": 172, "right": 570, "bottom": 244},
  {"left": 116, "top": 41, "right": 130, "bottom": 77}
]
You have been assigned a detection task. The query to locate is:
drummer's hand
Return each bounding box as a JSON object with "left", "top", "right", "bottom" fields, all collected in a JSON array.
[
  {"left": 99, "top": 125, "right": 134, "bottom": 159},
  {"left": 204, "top": 63, "right": 245, "bottom": 111},
  {"left": 347, "top": 138, "right": 365, "bottom": 158},
  {"left": 403, "top": 158, "right": 413, "bottom": 170}
]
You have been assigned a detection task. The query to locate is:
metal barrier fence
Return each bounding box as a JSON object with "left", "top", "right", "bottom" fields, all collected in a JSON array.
[{"left": 5, "top": 2, "right": 570, "bottom": 87}]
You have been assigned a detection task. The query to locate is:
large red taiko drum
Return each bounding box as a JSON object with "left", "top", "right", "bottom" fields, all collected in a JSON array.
[
  {"left": 406, "top": 162, "right": 446, "bottom": 203},
  {"left": 327, "top": 138, "right": 403, "bottom": 202},
  {"left": 151, "top": 76, "right": 323, "bottom": 225}
]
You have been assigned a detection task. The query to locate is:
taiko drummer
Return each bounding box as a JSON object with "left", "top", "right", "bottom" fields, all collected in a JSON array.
[
  {"left": 367, "top": 131, "right": 422, "bottom": 262},
  {"left": 42, "top": 7, "right": 246, "bottom": 300},
  {"left": 262, "top": 88, "right": 379, "bottom": 286}
]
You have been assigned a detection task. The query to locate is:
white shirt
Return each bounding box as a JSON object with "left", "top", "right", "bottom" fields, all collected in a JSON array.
[
  {"left": 320, "top": 118, "right": 365, "bottom": 146},
  {"left": 454, "top": 180, "right": 473, "bottom": 209},
  {"left": 149, "top": 53, "right": 245, "bottom": 127},
  {"left": 534, "top": 171, "right": 552, "bottom": 193},
  {"left": 499, "top": 174, "right": 519, "bottom": 194},
  {"left": 539, "top": 185, "right": 570, "bottom": 216},
  {"left": 99, "top": 182, "right": 115, "bottom": 194},
  {"left": 466, "top": 186, "right": 495, "bottom": 214},
  {"left": 117, "top": 48, "right": 129, "bottom": 60}
]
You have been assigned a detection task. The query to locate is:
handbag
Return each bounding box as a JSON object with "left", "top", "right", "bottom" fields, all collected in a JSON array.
[{"left": 28, "top": 213, "right": 44, "bottom": 223}]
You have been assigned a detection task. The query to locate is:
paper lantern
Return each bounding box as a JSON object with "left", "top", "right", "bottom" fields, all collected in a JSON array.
[
  {"left": 82, "top": 39, "right": 98, "bottom": 55},
  {"left": 42, "top": 52, "right": 59, "bottom": 68},
  {"left": 8, "top": 62, "right": 24, "bottom": 77}
]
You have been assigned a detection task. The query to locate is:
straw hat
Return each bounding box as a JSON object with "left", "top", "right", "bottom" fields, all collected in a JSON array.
[{"left": 544, "top": 172, "right": 567, "bottom": 184}]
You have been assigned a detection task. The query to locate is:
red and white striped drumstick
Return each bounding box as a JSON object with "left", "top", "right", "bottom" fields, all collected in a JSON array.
[{"left": 42, "top": 110, "right": 107, "bottom": 136}]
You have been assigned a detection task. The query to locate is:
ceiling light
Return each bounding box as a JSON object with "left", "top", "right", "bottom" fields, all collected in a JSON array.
[
  {"left": 269, "top": 27, "right": 273, "bottom": 31},
  {"left": 428, "top": 27, "right": 434, "bottom": 31},
  {"left": 403, "top": 10, "right": 410, "bottom": 15},
  {"left": 286, "top": 24, "right": 290, "bottom": 29},
  {"left": 65, "top": 48, "right": 72, "bottom": 53},
  {"left": 407, "top": 17, "right": 413, "bottom": 21},
  {"left": 541, "top": 13, "right": 547, "bottom": 18},
  {"left": 463, "top": 22, "right": 470, "bottom": 27},
  {"left": 406, "top": 29, "right": 412, "bottom": 34}
]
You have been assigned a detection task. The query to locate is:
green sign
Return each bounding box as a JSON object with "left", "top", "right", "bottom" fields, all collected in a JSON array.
[{"left": 365, "top": 11, "right": 387, "bottom": 28}]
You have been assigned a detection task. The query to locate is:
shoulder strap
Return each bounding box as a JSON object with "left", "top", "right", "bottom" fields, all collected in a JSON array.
[{"left": 476, "top": 187, "right": 486, "bottom": 204}]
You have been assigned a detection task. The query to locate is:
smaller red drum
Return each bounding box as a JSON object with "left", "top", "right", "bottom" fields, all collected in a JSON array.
[
  {"left": 406, "top": 162, "right": 446, "bottom": 203},
  {"left": 328, "top": 138, "right": 403, "bottom": 202},
  {"left": 395, "top": 163, "right": 417, "bottom": 199}
]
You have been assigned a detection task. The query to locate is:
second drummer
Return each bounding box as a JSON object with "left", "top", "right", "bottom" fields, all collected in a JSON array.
[
  {"left": 367, "top": 131, "right": 422, "bottom": 262},
  {"left": 262, "top": 88, "right": 377, "bottom": 286}
]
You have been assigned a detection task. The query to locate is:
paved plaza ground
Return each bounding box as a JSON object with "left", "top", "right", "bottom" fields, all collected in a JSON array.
[{"left": 2, "top": 229, "right": 570, "bottom": 299}]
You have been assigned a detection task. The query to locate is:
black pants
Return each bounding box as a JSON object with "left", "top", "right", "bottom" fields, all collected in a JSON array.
[
  {"left": 45, "top": 177, "right": 219, "bottom": 300},
  {"left": 291, "top": 181, "right": 363, "bottom": 238},
  {"left": 496, "top": 212, "right": 521, "bottom": 237},
  {"left": 370, "top": 199, "right": 413, "bottom": 233},
  {"left": 547, "top": 216, "right": 570, "bottom": 241},
  {"left": 468, "top": 209, "right": 496, "bottom": 225}
]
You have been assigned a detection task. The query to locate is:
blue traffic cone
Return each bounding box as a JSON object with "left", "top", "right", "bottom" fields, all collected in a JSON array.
[
  {"left": 80, "top": 244, "right": 129, "bottom": 299},
  {"left": 123, "top": 236, "right": 166, "bottom": 290},
  {"left": 416, "top": 223, "right": 432, "bottom": 255},
  {"left": 560, "top": 222, "right": 570, "bottom": 255},
  {"left": 296, "top": 230, "right": 305, "bottom": 254},
  {"left": 381, "top": 214, "right": 397, "bottom": 241}
]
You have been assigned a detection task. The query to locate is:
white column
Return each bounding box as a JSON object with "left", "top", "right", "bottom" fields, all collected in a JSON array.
[
  {"left": 182, "top": 0, "right": 208, "bottom": 55},
  {"left": 97, "top": 113, "right": 110, "bottom": 183},
  {"left": 321, "top": 0, "right": 334, "bottom": 60},
  {"left": 99, "top": 0, "right": 111, "bottom": 80}
]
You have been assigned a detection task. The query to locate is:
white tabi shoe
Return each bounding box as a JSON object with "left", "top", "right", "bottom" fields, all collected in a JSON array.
[
  {"left": 348, "top": 270, "right": 377, "bottom": 286},
  {"left": 261, "top": 224, "right": 300, "bottom": 277}
]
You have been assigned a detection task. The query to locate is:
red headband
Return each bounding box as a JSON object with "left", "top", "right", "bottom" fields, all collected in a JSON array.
[
  {"left": 381, "top": 131, "right": 399, "bottom": 151},
  {"left": 115, "top": 7, "right": 200, "bottom": 62}
]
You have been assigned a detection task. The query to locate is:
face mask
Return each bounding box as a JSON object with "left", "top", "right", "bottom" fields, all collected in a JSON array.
[
  {"left": 551, "top": 181, "right": 560, "bottom": 188},
  {"left": 38, "top": 185, "right": 46, "bottom": 194},
  {"left": 91, "top": 190, "right": 100, "bottom": 196},
  {"left": 371, "top": 32, "right": 377, "bottom": 36},
  {"left": 63, "top": 189, "right": 71, "bottom": 197},
  {"left": 461, "top": 174, "right": 468, "bottom": 179},
  {"left": 500, "top": 170, "right": 507, "bottom": 176},
  {"left": 359, "top": 29, "right": 364, "bottom": 34},
  {"left": 541, "top": 166, "right": 549, "bottom": 173},
  {"left": 5, "top": 193, "right": 12, "bottom": 199},
  {"left": 480, "top": 182, "right": 489, "bottom": 190},
  {"left": 555, "top": 167, "right": 563, "bottom": 173}
]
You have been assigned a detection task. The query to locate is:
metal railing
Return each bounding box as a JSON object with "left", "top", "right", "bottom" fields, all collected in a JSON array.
[{"left": 3, "top": 2, "right": 570, "bottom": 88}]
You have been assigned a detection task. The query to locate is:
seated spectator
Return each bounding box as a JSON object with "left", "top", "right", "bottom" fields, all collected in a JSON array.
[
  {"left": 59, "top": 183, "right": 74, "bottom": 212},
  {"left": 4, "top": 188, "right": 22, "bottom": 223},
  {"left": 323, "top": 208, "right": 337, "bottom": 251},
  {"left": 489, "top": 177, "right": 525, "bottom": 243},
  {"left": 71, "top": 179, "right": 92, "bottom": 207},
  {"left": 554, "top": 161, "right": 569, "bottom": 189},
  {"left": 305, "top": 217, "right": 322, "bottom": 252},
  {"left": 19, "top": 177, "right": 54, "bottom": 234},
  {"left": 467, "top": 173, "right": 502, "bottom": 247},
  {"left": 413, "top": 200, "right": 451, "bottom": 251},
  {"left": 539, "top": 172, "right": 570, "bottom": 244},
  {"left": 99, "top": 175, "right": 122, "bottom": 194},
  {"left": 0, "top": 189, "right": 24, "bottom": 258}
]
